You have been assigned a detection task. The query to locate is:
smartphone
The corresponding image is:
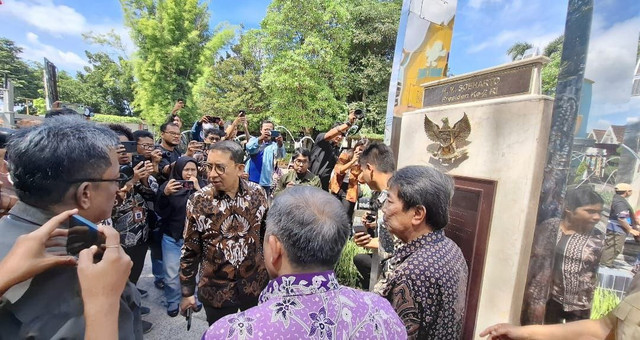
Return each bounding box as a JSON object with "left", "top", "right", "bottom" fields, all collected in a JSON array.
[
  {"left": 238, "top": 110, "right": 246, "bottom": 117},
  {"left": 270, "top": 130, "right": 281, "bottom": 142},
  {"left": 353, "top": 224, "right": 367, "bottom": 234},
  {"left": 177, "top": 180, "right": 194, "bottom": 190},
  {"left": 132, "top": 154, "right": 146, "bottom": 167},
  {"left": 121, "top": 141, "right": 138, "bottom": 154},
  {"left": 66, "top": 215, "right": 106, "bottom": 256},
  {"left": 186, "top": 308, "right": 192, "bottom": 331}
]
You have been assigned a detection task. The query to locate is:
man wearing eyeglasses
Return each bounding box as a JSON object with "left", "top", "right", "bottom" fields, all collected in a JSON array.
[
  {"left": 180, "top": 141, "right": 269, "bottom": 326},
  {"left": 274, "top": 147, "right": 321, "bottom": 196},
  {"left": 0, "top": 116, "right": 143, "bottom": 339},
  {"left": 157, "top": 122, "right": 201, "bottom": 184}
]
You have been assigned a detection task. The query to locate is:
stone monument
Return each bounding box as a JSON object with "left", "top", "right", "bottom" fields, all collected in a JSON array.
[{"left": 393, "top": 55, "right": 553, "bottom": 339}]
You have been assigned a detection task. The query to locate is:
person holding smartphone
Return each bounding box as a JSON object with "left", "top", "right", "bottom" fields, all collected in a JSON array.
[
  {"left": 157, "top": 156, "right": 204, "bottom": 317},
  {"left": 245, "top": 120, "right": 286, "bottom": 197}
]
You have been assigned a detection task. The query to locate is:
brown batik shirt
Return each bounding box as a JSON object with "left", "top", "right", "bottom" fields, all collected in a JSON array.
[{"left": 180, "top": 179, "right": 270, "bottom": 308}]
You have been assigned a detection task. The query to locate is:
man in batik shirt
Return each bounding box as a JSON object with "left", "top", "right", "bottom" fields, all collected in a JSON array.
[
  {"left": 180, "top": 141, "right": 269, "bottom": 325},
  {"left": 376, "top": 166, "right": 468, "bottom": 339},
  {"left": 203, "top": 186, "right": 407, "bottom": 339}
]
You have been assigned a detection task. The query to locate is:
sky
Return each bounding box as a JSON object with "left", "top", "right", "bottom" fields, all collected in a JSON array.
[{"left": 0, "top": 0, "right": 638, "bottom": 130}]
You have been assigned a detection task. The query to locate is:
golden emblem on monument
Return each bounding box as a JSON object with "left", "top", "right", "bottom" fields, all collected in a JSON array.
[{"left": 424, "top": 113, "right": 471, "bottom": 163}]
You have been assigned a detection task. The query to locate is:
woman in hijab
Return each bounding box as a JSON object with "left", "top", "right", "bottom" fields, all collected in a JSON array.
[{"left": 157, "top": 156, "right": 205, "bottom": 317}]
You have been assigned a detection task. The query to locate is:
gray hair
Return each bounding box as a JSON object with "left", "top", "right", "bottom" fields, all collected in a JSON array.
[
  {"left": 266, "top": 186, "right": 350, "bottom": 270},
  {"left": 388, "top": 166, "right": 454, "bottom": 230},
  {"left": 7, "top": 116, "right": 120, "bottom": 209}
]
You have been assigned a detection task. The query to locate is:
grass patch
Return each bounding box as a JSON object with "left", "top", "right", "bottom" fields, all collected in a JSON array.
[
  {"left": 590, "top": 287, "right": 620, "bottom": 319},
  {"left": 334, "top": 240, "right": 368, "bottom": 289}
]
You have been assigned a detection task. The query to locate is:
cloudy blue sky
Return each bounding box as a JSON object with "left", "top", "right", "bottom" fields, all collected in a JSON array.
[{"left": 0, "top": 0, "right": 638, "bottom": 130}]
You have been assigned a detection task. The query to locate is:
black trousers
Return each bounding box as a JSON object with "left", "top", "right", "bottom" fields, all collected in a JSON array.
[
  {"left": 353, "top": 253, "right": 373, "bottom": 290},
  {"left": 544, "top": 299, "right": 590, "bottom": 324},
  {"left": 204, "top": 300, "right": 258, "bottom": 325},
  {"left": 124, "top": 243, "right": 149, "bottom": 284}
]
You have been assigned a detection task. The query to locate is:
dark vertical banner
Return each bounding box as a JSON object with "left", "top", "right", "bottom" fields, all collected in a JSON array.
[
  {"left": 43, "top": 58, "right": 59, "bottom": 110},
  {"left": 521, "top": 0, "right": 594, "bottom": 325}
]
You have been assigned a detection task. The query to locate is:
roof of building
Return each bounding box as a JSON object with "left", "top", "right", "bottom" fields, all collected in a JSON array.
[
  {"left": 589, "top": 129, "right": 606, "bottom": 142},
  {"left": 611, "top": 125, "right": 626, "bottom": 144}
]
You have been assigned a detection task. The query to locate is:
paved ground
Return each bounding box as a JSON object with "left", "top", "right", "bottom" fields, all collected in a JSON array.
[{"left": 137, "top": 253, "right": 209, "bottom": 339}]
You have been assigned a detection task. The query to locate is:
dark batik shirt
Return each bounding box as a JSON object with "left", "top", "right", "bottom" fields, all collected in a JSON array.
[
  {"left": 376, "top": 230, "right": 468, "bottom": 340},
  {"left": 180, "top": 179, "right": 270, "bottom": 308}
]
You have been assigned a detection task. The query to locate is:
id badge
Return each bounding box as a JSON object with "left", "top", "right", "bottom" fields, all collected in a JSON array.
[{"left": 132, "top": 206, "right": 145, "bottom": 223}]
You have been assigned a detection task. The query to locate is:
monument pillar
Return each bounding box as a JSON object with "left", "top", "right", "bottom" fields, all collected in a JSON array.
[{"left": 396, "top": 56, "right": 553, "bottom": 339}]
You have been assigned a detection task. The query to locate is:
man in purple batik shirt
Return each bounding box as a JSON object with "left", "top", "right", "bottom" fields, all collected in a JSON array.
[{"left": 202, "top": 186, "right": 407, "bottom": 340}]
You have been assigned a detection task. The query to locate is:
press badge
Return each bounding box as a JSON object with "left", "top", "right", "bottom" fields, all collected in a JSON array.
[{"left": 133, "top": 207, "right": 144, "bottom": 223}]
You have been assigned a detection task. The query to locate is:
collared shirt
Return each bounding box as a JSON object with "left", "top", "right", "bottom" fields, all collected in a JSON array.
[
  {"left": 180, "top": 179, "right": 270, "bottom": 308},
  {"left": 274, "top": 170, "right": 321, "bottom": 196},
  {"left": 0, "top": 201, "right": 143, "bottom": 339},
  {"left": 245, "top": 137, "right": 286, "bottom": 187},
  {"left": 376, "top": 230, "right": 468, "bottom": 340},
  {"left": 606, "top": 272, "right": 640, "bottom": 339},
  {"left": 203, "top": 271, "right": 407, "bottom": 340}
]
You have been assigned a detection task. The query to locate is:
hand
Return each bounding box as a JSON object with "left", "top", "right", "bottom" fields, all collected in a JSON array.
[
  {"left": 276, "top": 135, "right": 284, "bottom": 146},
  {"left": 286, "top": 181, "right": 296, "bottom": 188},
  {"left": 353, "top": 149, "right": 362, "bottom": 162},
  {"left": 180, "top": 296, "right": 197, "bottom": 316},
  {"left": 479, "top": 323, "right": 528, "bottom": 340},
  {"left": 117, "top": 145, "right": 126, "bottom": 155},
  {"left": 200, "top": 115, "right": 211, "bottom": 124},
  {"left": 77, "top": 223, "right": 132, "bottom": 312},
  {"left": 132, "top": 161, "right": 146, "bottom": 183},
  {"left": 150, "top": 149, "right": 163, "bottom": 164},
  {"left": 240, "top": 172, "right": 249, "bottom": 180},
  {"left": 361, "top": 213, "right": 376, "bottom": 229},
  {"left": 186, "top": 141, "right": 203, "bottom": 157},
  {"left": 188, "top": 176, "right": 201, "bottom": 191},
  {"left": 348, "top": 110, "right": 357, "bottom": 124},
  {"left": 143, "top": 161, "right": 154, "bottom": 177},
  {"left": 233, "top": 115, "right": 246, "bottom": 126},
  {"left": 164, "top": 179, "right": 183, "bottom": 196},
  {"left": 0, "top": 209, "right": 78, "bottom": 294},
  {"left": 259, "top": 130, "right": 271, "bottom": 142},
  {"left": 353, "top": 232, "right": 372, "bottom": 248},
  {"left": 173, "top": 102, "right": 183, "bottom": 112},
  {"left": 631, "top": 229, "right": 640, "bottom": 237}
]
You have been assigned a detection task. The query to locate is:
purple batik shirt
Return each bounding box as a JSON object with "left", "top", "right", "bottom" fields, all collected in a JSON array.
[{"left": 203, "top": 270, "right": 407, "bottom": 340}]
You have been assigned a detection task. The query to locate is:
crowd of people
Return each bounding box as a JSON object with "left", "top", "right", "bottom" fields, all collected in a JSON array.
[{"left": 0, "top": 102, "right": 639, "bottom": 340}]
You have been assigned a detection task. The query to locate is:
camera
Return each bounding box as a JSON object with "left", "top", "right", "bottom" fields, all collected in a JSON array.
[
  {"left": 354, "top": 109, "right": 365, "bottom": 120},
  {"left": 270, "top": 130, "right": 281, "bottom": 142},
  {"left": 364, "top": 213, "right": 376, "bottom": 224}
]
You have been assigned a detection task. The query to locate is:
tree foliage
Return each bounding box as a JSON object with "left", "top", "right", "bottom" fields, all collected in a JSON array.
[
  {"left": 260, "top": 0, "right": 352, "bottom": 132},
  {"left": 507, "top": 42, "right": 533, "bottom": 61},
  {"left": 121, "top": 0, "right": 233, "bottom": 126},
  {"left": 192, "top": 30, "right": 269, "bottom": 128},
  {"left": 0, "top": 38, "right": 43, "bottom": 102}
]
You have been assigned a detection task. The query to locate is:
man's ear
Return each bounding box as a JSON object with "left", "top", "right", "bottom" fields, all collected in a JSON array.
[
  {"left": 237, "top": 163, "right": 245, "bottom": 174},
  {"left": 268, "top": 234, "right": 284, "bottom": 272},
  {"left": 412, "top": 205, "right": 427, "bottom": 227},
  {"left": 74, "top": 182, "right": 92, "bottom": 210}
]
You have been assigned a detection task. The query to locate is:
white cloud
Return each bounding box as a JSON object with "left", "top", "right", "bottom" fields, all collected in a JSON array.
[
  {"left": 594, "top": 119, "right": 612, "bottom": 130},
  {"left": 585, "top": 15, "right": 640, "bottom": 106},
  {"left": 1, "top": 0, "right": 87, "bottom": 36},
  {"left": 20, "top": 32, "right": 88, "bottom": 70},
  {"left": 628, "top": 116, "right": 640, "bottom": 124}
]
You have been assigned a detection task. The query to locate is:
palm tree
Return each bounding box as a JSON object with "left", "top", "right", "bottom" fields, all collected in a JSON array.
[{"left": 507, "top": 42, "right": 533, "bottom": 61}]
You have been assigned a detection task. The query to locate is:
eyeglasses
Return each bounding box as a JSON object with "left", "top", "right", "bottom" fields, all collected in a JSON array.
[
  {"left": 205, "top": 163, "right": 227, "bottom": 175},
  {"left": 163, "top": 131, "right": 181, "bottom": 137},
  {"left": 68, "top": 173, "right": 131, "bottom": 187},
  {"left": 293, "top": 159, "right": 308, "bottom": 165},
  {"left": 139, "top": 143, "right": 155, "bottom": 150}
]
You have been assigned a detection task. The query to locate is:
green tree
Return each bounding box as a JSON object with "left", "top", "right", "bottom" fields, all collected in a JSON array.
[
  {"left": 507, "top": 42, "right": 533, "bottom": 61},
  {"left": 0, "top": 38, "right": 43, "bottom": 101},
  {"left": 77, "top": 51, "right": 135, "bottom": 115},
  {"left": 260, "top": 0, "right": 351, "bottom": 133},
  {"left": 345, "top": 0, "right": 402, "bottom": 134},
  {"left": 120, "top": 0, "right": 234, "bottom": 126},
  {"left": 193, "top": 30, "right": 269, "bottom": 126}
]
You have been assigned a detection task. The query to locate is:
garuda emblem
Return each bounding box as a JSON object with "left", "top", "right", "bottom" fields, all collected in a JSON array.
[{"left": 424, "top": 113, "right": 471, "bottom": 163}]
